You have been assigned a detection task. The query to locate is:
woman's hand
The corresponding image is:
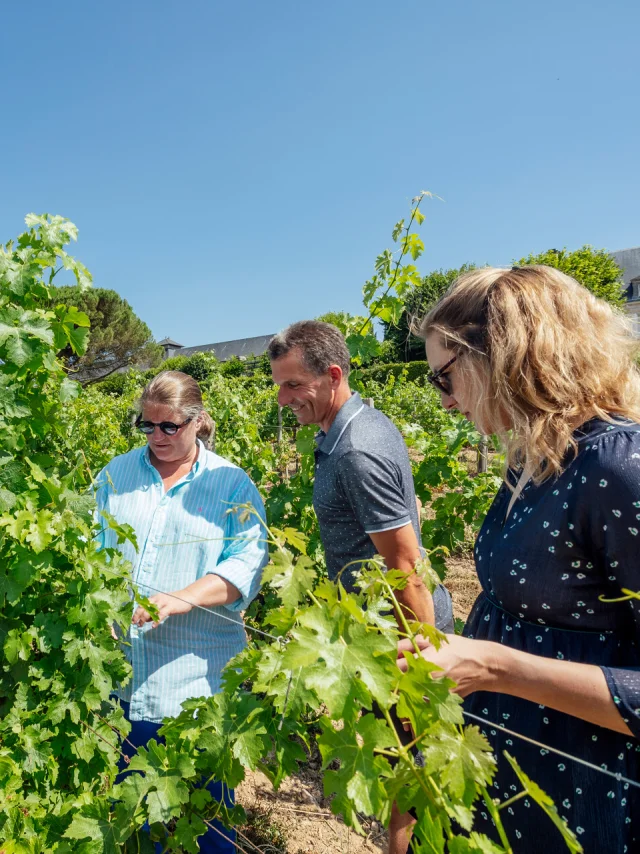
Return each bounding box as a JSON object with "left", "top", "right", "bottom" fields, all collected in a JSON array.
[
  {"left": 132, "top": 592, "right": 192, "bottom": 628},
  {"left": 396, "top": 634, "right": 509, "bottom": 698}
]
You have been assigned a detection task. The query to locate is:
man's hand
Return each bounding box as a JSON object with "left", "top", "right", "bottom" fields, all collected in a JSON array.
[
  {"left": 369, "top": 523, "right": 435, "bottom": 627},
  {"left": 132, "top": 592, "right": 192, "bottom": 628}
]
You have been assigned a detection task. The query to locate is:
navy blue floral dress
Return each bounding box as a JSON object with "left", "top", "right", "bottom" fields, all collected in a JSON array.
[{"left": 464, "top": 419, "right": 640, "bottom": 853}]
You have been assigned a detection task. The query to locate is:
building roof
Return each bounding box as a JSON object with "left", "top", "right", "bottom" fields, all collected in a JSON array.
[
  {"left": 158, "top": 337, "right": 184, "bottom": 347},
  {"left": 612, "top": 247, "right": 640, "bottom": 302},
  {"left": 178, "top": 334, "right": 274, "bottom": 361}
]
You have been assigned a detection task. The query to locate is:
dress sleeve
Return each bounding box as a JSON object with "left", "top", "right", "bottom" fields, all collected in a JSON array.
[
  {"left": 581, "top": 429, "right": 640, "bottom": 737},
  {"left": 335, "top": 450, "right": 413, "bottom": 535},
  {"left": 211, "top": 473, "right": 269, "bottom": 612}
]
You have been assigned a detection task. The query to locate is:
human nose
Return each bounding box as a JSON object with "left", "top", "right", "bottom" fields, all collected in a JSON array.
[
  {"left": 278, "top": 386, "right": 293, "bottom": 407},
  {"left": 440, "top": 391, "right": 458, "bottom": 411}
]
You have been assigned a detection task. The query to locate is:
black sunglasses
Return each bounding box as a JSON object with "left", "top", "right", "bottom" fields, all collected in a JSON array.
[
  {"left": 426, "top": 356, "right": 457, "bottom": 395},
  {"left": 135, "top": 416, "right": 193, "bottom": 436}
]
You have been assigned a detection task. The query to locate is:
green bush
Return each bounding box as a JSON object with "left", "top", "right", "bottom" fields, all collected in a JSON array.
[
  {"left": 219, "top": 355, "right": 248, "bottom": 376},
  {"left": 359, "top": 361, "right": 431, "bottom": 385}
]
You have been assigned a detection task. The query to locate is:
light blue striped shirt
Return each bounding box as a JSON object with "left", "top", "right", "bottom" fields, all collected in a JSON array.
[{"left": 95, "top": 440, "right": 268, "bottom": 722}]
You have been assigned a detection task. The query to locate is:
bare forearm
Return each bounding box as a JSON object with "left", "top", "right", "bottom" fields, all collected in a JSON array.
[
  {"left": 179, "top": 574, "right": 241, "bottom": 608},
  {"left": 497, "top": 646, "right": 632, "bottom": 736},
  {"left": 394, "top": 573, "right": 435, "bottom": 627},
  {"left": 369, "top": 526, "right": 436, "bottom": 629}
]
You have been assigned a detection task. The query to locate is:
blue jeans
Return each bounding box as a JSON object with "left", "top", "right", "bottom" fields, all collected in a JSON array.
[{"left": 116, "top": 699, "right": 236, "bottom": 854}]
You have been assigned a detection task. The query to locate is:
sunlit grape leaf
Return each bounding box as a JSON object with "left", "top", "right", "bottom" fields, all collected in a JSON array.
[{"left": 504, "top": 752, "right": 583, "bottom": 853}]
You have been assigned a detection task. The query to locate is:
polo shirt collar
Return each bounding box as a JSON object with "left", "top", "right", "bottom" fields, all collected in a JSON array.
[{"left": 316, "top": 391, "right": 366, "bottom": 455}]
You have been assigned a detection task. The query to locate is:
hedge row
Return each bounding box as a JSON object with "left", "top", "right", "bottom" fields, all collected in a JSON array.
[
  {"left": 97, "top": 354, "right": 430, "bottom": 396},
  {"left": 96, "top": 352, "right": 273, "bottom": 395},
  {"left": 357, "top": 361, "right": 430, "bottom": 385}
]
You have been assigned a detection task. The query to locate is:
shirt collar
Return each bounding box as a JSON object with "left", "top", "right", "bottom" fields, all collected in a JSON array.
[
  {"left": 142, "top": 439, "right": 206, "bottom": 478},
  {"left": 316, "top": 391, "right": 365, "bottom": 456}
]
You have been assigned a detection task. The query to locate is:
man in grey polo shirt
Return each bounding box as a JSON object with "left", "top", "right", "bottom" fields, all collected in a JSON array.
[
  {"left": 269, "top": 320, "right": 453, "bottom": 854},
  {"left": 269, "top": 319, "right": 453, "bottom": 630}
]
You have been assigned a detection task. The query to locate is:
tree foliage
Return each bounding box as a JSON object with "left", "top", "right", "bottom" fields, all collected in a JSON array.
[
  {"left": 382, "top": 264, "right": 476, "bottom": 362},
  {"left": 49, "top": 286, "right": 163, "bottom": 384},
  {"left": 515, "top": 245, "right": 625, "bottom": 305},
  {"left": 383, "top": 245, "right": 625, "bottom": 363}
]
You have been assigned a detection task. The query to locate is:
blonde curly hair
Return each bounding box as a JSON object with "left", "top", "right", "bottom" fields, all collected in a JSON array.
[{"left": 418, "top": 265, "right": 640, "bottom": 483}]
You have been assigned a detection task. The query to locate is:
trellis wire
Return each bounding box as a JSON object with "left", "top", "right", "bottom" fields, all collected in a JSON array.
[
  {"left": 100, "top": 573, "right": 640, "bottom": 792},
  {"left": 463, "top": 710, "right": 640, "bottom": 790}
]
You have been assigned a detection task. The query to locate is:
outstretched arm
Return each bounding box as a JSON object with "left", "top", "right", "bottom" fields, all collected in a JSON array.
[
  {"left": 397, "top": 634, "right": 633, "bottom": 736},
  {"left": 132, "top": 575, "right": 240, "bottom": 627}
]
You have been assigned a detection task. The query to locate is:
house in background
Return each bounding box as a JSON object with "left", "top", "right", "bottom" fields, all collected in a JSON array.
[
  {"left": 612, "top": 247, "right": 640, "bottom": 335},
  {"left": 158, "top": 334, "right": 274, "bottom": 362}
]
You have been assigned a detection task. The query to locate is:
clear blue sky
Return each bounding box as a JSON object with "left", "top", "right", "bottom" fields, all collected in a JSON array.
[{"left": 2, "top": 0, "right": 638, "bottom": 347}]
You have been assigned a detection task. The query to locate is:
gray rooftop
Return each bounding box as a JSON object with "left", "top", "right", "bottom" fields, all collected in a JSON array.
[{"left": 177, "top": 334, "right": 274, "bottom": 361}]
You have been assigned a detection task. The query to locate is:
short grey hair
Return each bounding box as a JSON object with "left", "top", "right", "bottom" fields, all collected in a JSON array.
[{"left": 267, "top": 320, "right": 351, "bottom": 377}]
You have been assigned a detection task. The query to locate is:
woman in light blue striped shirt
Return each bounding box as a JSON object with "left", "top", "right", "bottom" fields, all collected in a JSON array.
[{"left": 95, "top": 371, "right": 268, "bottom": 853}]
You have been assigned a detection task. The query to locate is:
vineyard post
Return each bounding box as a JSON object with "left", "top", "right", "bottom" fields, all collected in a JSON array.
[
  {"left": 477, "top": 437, "right": 488, "bottom": 474},
  {"left": 277, "top": 404, "right": 283, "bottom": 443},
  {"left": 363, "top": 397, "right": 375, "bottom": 408}
]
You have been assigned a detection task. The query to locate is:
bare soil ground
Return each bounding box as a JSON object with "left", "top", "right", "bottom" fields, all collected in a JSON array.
[{"left": 236, "top": 555, "right": 481, "bottom": 854}]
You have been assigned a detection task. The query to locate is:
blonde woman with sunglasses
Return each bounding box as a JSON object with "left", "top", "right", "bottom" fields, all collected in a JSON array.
[{"left": 398, "top": 266, "right": 640, "bottom": 853}]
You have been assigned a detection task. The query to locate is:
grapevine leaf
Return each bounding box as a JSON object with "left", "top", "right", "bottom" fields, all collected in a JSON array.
[
  {"left": 25, "top": 509, "right": 55, "bottom": 553},
  {"left": 262, "top": 550, "right": 316, "bottom": 609},
  {"left": 295, "top": 424, "right": 317, "bottom": 455},
  {"left": 448, "top": 833, "right": 507, "bottom": 853},
  {"left": 401, "top": 233, "right": 425, "bottom": 261},
  {"left": 504, "top": 752, "right": 583, "bottom": 853},
  {"left": 60, "top": 376, "right": 80, "bottom": 402},
  {"left": 392, "top": 218, "right": 405, "bottom": 241},
  {"left": 124, "top": 742, "right": 192, "bottom": 824},
  {"left": 253, "top": 645, "right": 317, "bottom": 715},
  {"left": 345, "top": 332, "right": 381, "bottom": 367},
  {"left": 67, "top": 323, "right": 90, "bottom": 355},
  {"left": 396, "top": 649, "right": 464, "bottom": 731},
  {"left": 171, "top": 815, "right": 208, "bottom": 854},
  {"left": 281, "top": 526, "right": 308, "bottom": 554},
  {"left": 100, "top": 510, "right": 139, "bottom": 550},
  {"left": 318, "top": 713, "right": 394, "bottom": 823},
  {"left": 4, "top": 629, "right": 33, "bottom": 664},
  {"left": 61, "top": 305, "right": 91, "bottom": 327},
  {"left": 34, "top": 612, "right": 66, "bottom": 650},
  {"left": 64, "top": 800, "right": 132, "bottom": 851},
  {"left": 0, "top": 553, "right": 39, "bottom": 603},
  {"left": 284, "top": 606, "right": 397, "bottom": 717},
  {"left": 411, "top": 804, "right": 447, "bottom": 852},
  {"left": 420, "top": 725, "right": 495, "bottom": 802},
  {"left": 25, "top": 212, "right": 78, "bottom": 245},
  {"left": 146, "top": 774, "right": 191, "bottom": 824}
]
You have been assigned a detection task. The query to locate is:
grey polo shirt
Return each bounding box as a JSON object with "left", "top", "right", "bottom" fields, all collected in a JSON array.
[{"left": 313, "top": 391, "right": 453, "bottom": 632}]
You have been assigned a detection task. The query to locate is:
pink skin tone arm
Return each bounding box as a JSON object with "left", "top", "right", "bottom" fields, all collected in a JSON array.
[
  {"left": 370, "top": 524, "right": 435, "bottom": 628},
  {"left": 397, "top": 634, "right": 633, "bottom": 736},
  {"left": 132, "top": 574, "right": 240, "bottom": 627}
]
